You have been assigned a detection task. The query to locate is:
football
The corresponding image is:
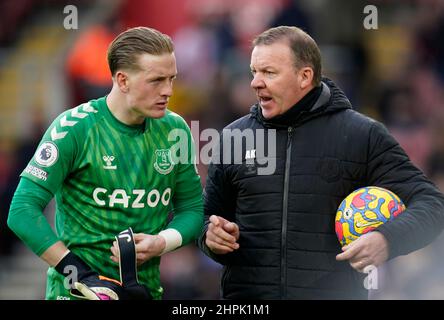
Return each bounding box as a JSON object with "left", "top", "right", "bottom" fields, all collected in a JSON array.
[{"left": 335, "top": 186, "right": 406, "bottom": 246}]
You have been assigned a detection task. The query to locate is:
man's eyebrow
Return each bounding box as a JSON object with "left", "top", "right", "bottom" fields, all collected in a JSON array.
[
  {"left": 250, "top": 65, "right": 276, "bottom": 71},
  {"left": 147, "top": 73, "right": 177, "bottom": 80}
]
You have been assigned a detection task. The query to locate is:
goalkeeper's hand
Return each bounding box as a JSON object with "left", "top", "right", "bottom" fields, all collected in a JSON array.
[{"left": 55, "top": 251, "right": 125, "bottom": 300}]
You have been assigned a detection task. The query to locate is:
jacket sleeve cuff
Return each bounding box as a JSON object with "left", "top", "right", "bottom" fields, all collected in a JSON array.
[{"left": 375, "top": 226, "right": 399, "bottom": 260}]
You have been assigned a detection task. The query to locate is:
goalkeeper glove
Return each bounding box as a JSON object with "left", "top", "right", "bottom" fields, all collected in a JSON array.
[
  {"left": 115, "top": 228, "right": 152, "bottom": 300},
  {"left": 55, "top": 228, "right": 153, "bottom": 300},
  {"left": 55, "top": 252, "right": 125, "bottom": 300}
]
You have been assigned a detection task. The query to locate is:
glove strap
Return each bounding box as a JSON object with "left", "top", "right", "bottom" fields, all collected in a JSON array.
[
  {"left": 116, "top": 227, "right": 138, "bottom": 287},
  {"left": 54, "top": 251, "right": 96, "bottom": 280}
]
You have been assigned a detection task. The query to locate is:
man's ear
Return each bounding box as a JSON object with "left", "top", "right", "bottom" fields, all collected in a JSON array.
[
  {"left": 115, "top": 71, "right": 129, "bottom": 93},
  {"left": 299, "top": 67, "right": 314, "bottom": 90}
]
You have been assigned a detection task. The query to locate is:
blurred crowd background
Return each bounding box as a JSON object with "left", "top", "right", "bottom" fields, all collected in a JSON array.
[{"left": 0, "top": 0, "right": 444, "bottom": 299}]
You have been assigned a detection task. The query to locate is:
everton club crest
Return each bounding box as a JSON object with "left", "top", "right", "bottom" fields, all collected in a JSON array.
[{"left": 154, "top": 149, "right": 174, "bottom": 175}]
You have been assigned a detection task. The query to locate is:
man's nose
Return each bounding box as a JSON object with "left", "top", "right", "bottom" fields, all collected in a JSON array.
[
  {"left": 250, "top": 74, "right": 265, "bottom": 89},
  {"left": 161, "top": 81, "right": 173, "bottom": 97}
]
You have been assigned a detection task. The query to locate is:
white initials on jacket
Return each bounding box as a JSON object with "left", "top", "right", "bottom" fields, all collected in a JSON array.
[
  {"left": 245, "top": 149, "right": 256, "bottom": 160},
  {"left": 93, "top": 188, "right": 171, "bottom": 208}
]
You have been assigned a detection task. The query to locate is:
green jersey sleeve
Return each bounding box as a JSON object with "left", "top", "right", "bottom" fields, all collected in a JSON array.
[
  {"left": 9, "top": 103, "right": 94, "bottom": 255},
  {"left": 21, "top": 103, "right": 94, "bottom": 194},
  {"left": 8, "top": 177, "right": 59, "bottom": 256}
]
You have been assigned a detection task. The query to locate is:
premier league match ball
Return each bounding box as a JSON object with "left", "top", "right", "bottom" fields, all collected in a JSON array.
[{"left": 335, "top": 186, "right": 406, "bottom": 246}]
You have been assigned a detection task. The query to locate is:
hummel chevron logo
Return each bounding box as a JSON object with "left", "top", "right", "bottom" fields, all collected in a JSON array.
[
  {"left": 71, "top": 103, "right": 97, "bottom": 119},
  {"left": 60, "top": 115, "right": 77, "bottom": 127},
  {"left": 82, "top": 103, "right": 98, "bottom": 113},
  {"left": 71, "top": 108, "right": 88, "bottom": 119},
  {"left": 51, "top": 127, "right": 67, "bottom": 140},
  {"left": 50, "top": 103, "right": 97, "bottom": 141}
]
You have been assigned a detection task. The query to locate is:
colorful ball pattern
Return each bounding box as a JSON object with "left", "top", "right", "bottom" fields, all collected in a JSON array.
[{"left": 335, "top": 186, "right": 406, "bottom": 246}]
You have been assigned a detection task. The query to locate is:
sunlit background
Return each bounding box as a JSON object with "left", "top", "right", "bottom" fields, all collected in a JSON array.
[{"left": 1, "top": 0, "right": 444, "bottom": 299}]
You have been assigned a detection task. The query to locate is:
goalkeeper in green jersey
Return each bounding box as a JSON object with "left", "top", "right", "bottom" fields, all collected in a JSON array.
[{"left": 7, "top": 27, "right": 203, "bottom": 300}]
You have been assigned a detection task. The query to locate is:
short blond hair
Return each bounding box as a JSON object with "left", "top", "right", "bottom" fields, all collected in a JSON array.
[{"left": 107, "top": 27, "right": 174, "bottom": 76}]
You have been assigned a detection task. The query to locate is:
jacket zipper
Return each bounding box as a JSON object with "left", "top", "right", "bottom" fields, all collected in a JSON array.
[{"left": 281, "top": 126, "right": 293, "bottom": 298}]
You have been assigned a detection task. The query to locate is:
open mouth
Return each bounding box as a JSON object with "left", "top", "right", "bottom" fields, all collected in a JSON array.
[
  {"left": 156, "top": 102, "right": 168, "bottom": 107},
  {"left": 259, "top": 96, "right": 273, "bottom": 105}
]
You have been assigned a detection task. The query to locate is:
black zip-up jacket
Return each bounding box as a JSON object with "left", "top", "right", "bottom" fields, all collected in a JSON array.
[{"left": 198, "top": 78, "right": 444, "bottom": 299}]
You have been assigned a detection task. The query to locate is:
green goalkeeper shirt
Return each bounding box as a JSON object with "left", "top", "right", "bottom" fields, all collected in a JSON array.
[{"left": 11, "top": 96, "right": 203, "bottom": 299}]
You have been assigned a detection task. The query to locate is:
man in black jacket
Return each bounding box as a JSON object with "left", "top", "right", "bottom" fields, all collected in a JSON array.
[{"left": 197, "top": 26, "right": 444, "bottom": 299}]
